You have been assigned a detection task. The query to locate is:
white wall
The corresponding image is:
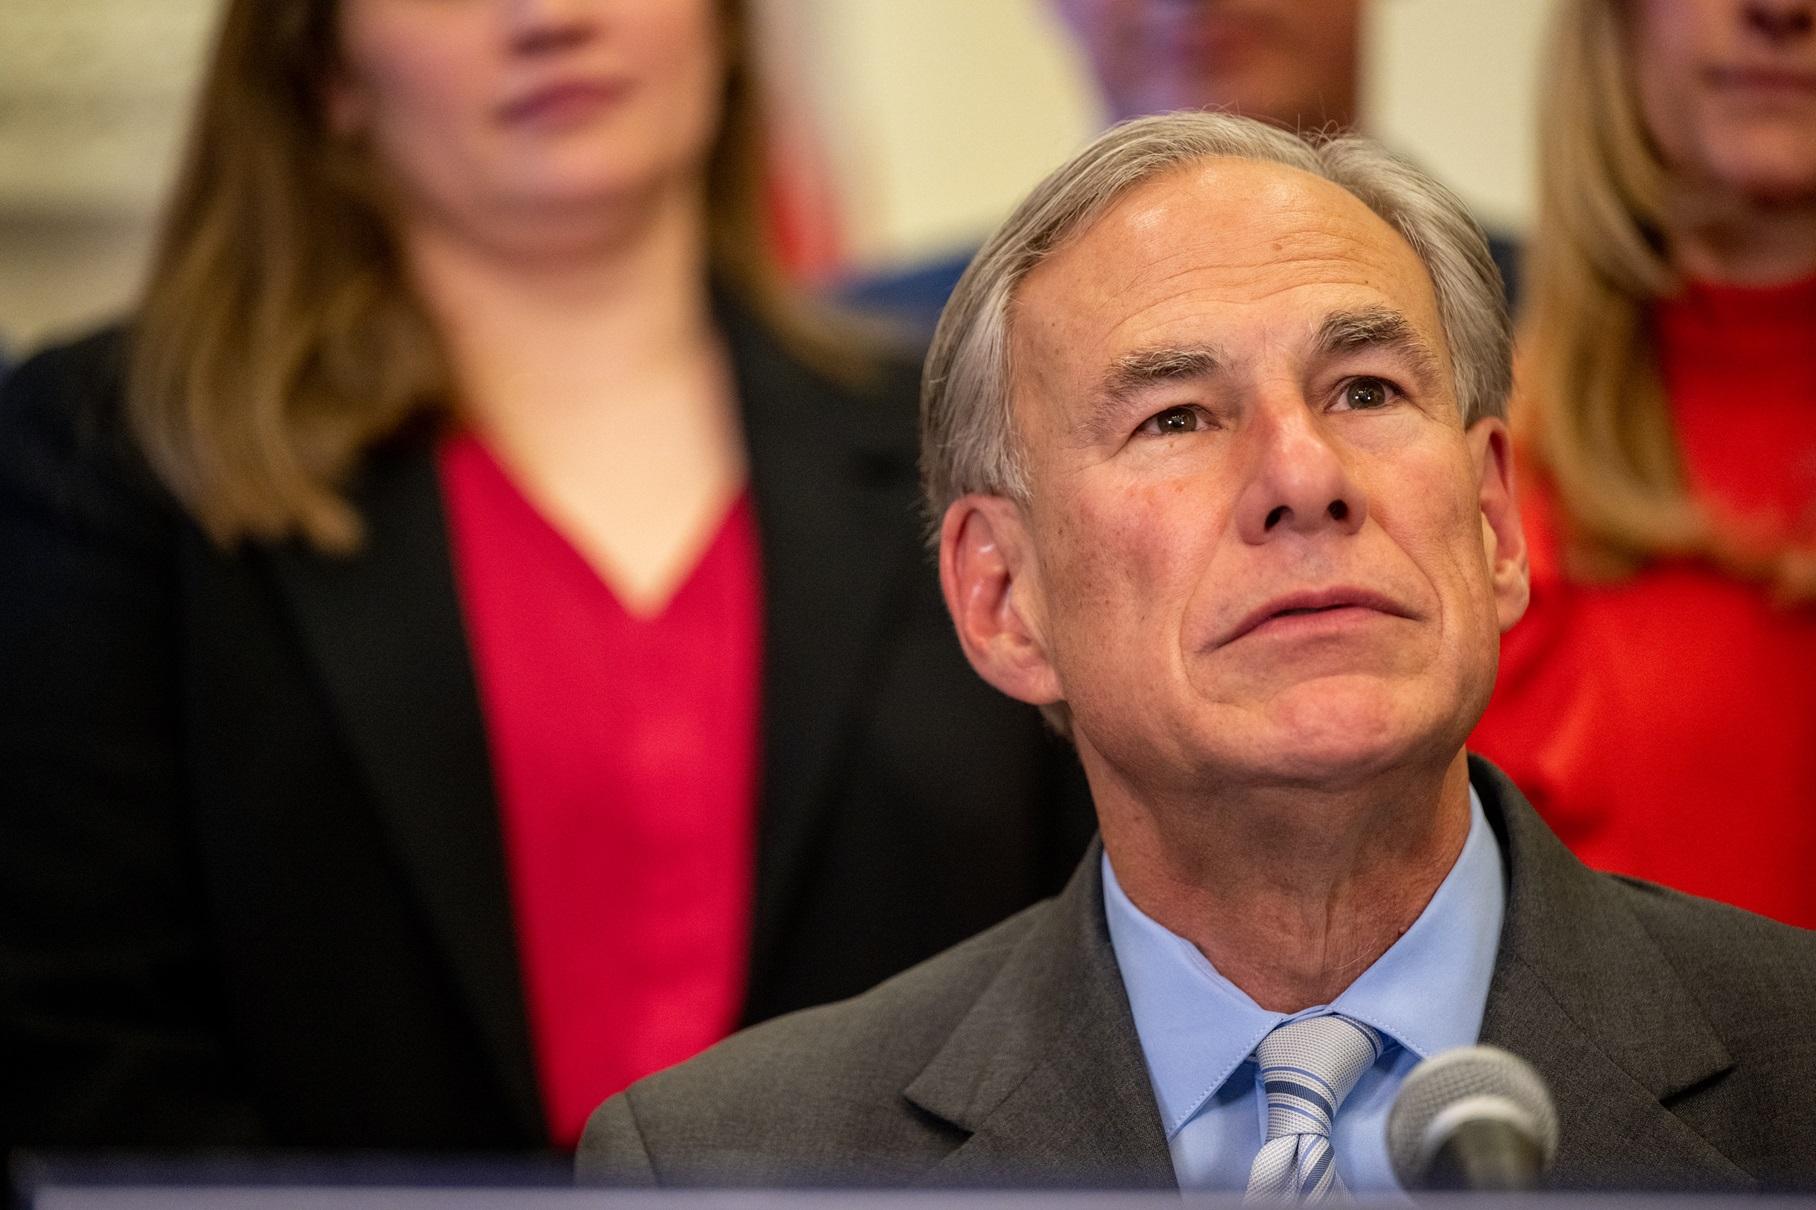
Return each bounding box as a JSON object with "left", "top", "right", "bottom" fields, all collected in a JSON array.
[
  {"left": 1366, "top": 0, "right": 1550, "bottom": 234},
  {"left": 0, "top": 0, "right": 217, "bottom": 353},
  {"left": 794, "top": 0, "right": 1100, "bottom": 269}
]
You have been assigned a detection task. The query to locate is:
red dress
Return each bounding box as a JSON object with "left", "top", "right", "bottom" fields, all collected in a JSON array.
[
  {"left": 439, "top": 431, "right": 763, "bottom": 1145},
  {"left": 1472, "top": 275, "right": 1816, "bottom": 929}
]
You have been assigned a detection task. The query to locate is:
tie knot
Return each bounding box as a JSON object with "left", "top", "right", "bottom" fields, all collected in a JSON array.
[{"left": 1255, "top": 1014, "right": 1385, "bottom": 1141}]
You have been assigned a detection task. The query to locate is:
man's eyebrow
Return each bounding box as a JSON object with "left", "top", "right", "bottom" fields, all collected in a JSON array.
[
  {"left": 1313, "top": 307, "right": 1445, "bottom": 387},
  {"left": 1080, "top": 344, "right": 1226, "bottom": 443}
]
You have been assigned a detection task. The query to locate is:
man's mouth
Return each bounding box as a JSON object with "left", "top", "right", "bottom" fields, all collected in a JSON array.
[{"left": 1223, "top": 588, "right": 1413, "bottom": 646}]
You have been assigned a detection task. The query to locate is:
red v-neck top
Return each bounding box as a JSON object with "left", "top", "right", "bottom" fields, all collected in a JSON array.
[
  {"left": 1473, "top": 275, "right": 1816, "bottom": 929},
  {"left": 438, "top": 431, "right": 763, "bottom": 1146}
]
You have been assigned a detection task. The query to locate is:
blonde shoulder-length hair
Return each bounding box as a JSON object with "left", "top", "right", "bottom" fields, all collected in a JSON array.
[
  {"left": 1523, "top": 0, "right": 1815, "bottom": 597},
  {"left": 131, "top": 0, "right": 854, "bottom": 553}
]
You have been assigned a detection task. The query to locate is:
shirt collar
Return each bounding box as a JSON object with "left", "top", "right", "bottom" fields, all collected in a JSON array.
[{"left": 1103, "top": 784, "right": 1506, "bottom": 1139}]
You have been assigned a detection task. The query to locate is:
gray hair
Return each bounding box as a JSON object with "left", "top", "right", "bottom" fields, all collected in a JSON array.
[{"left": 920, "top": 111, "right": 1513, "bottom": 528}]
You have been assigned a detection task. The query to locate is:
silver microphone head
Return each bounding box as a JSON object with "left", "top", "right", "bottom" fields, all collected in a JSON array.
[{"left": 1386, "top": 1044, "right": 1559, "bottom": 1189}]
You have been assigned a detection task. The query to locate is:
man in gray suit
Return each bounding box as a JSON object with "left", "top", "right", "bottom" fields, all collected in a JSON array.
[{"left": 581, "top": 113, "right": 1816, "bottom": 1194}]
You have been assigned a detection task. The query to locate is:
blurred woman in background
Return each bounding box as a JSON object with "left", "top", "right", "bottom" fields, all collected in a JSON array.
[
  {"left": 1473, "top": 0, "right": 1816, "bottom": 928},
  {"left": 0, "top": 0, "right": 1088, "bottom": 1160}
]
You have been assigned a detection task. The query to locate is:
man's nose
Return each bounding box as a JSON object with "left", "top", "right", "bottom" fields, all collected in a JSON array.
[{"left": 1233, "top": 397, "right": 1367, "bottom": 545}]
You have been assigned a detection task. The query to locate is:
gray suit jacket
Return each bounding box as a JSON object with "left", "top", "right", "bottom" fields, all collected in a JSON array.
[{"left": 579, "top": 757, "right": 1816, "bottom": 1192}]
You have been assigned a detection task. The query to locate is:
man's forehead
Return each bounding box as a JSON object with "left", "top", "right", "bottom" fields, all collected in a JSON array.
[{"left": 1014, "top": 157, "right": 1441, "bottom": 363}]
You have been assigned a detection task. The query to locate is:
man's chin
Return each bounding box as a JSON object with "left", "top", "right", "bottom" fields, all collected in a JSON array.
[
  {"left": 1226, "top": 683, "right": 1449, "bottom": 788},
  {"left": 1242, "top": 740, "right": 1423, "bottom": 793}
]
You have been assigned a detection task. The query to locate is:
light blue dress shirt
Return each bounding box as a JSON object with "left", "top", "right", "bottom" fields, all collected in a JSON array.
[{"left": 1102, "top": 786, "right": 1506, "bottom": 1198}]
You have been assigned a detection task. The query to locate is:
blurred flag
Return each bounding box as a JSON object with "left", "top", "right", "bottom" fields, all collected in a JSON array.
[{"left": 751, "top": 0, "right": 845, "bottom": 282}]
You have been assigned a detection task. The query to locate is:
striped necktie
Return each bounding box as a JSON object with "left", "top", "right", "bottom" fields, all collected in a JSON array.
[{"left": 1243, "top": 1013, "right": 1386, "bottom": 1203}]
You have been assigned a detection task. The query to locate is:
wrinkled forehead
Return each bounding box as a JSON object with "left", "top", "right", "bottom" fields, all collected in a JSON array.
[{"left": 1009, "top": 157, "right": 1450, "bottom": 405}]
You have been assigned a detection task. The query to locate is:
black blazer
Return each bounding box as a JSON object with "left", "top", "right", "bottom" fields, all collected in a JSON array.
[{"left": 0, "top": 308, "right": 1093, "bottom": 1158}]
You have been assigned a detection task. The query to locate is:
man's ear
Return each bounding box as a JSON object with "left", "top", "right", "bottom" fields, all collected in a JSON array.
[
  {"left": 1468, "top": 418, "right": 1529, "bottom": 633},
  {"left": 938, "top": 494, "right": 1064, "bottom": 709}
]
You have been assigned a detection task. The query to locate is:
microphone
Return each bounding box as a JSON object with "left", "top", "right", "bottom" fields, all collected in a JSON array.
[{"left": 1386, "top": 1045, "right": 1559, "bottom": 1192}]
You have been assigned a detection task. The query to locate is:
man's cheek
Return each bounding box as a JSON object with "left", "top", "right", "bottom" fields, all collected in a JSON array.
[{"left": 1054, "top": 495, "right": 1163, "bottom": 597}]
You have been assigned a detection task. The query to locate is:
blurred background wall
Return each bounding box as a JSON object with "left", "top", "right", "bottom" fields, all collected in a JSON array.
[
  {"left": 0, "top": 0, "right": 1547, "bottom": 359},
  {"left": 0, "top": 0, "right": 217, "bottom": 355}
]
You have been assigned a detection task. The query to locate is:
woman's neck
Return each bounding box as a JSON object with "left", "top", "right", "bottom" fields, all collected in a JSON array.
[
  {"left": 1666, "top": 183, "right": 1816, "bottom": 286},
  {"left": 402, "top": 180, "right": 720, "bottom": 408},
  {"left": 403, "top": 183, "right": 750, "bottom": 616}
]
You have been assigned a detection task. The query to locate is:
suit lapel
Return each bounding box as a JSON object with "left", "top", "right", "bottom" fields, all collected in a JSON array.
[
  {"left": 1472, "top": 759, "right": 1751, "bottom": 1190},
  {"left": 906, "top": 848, "right": 1177, "bottom": 1189},
  {"left": 724, "top": 310, "right": 932, "bottom": 1009},
  {"left": 890, "top": 764, "right": 1752, "bottom": 1191},
  {"left": 264, "top": 436, "right": 545, "bottom": 1143}
]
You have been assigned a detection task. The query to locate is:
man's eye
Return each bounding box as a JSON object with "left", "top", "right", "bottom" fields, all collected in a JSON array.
[
  {"left": 1139, "top": 406, "right": 1205, "bottom": 435},
  {"left": 1338, "top": 377, "right": 1398, "bottom": 410}
]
